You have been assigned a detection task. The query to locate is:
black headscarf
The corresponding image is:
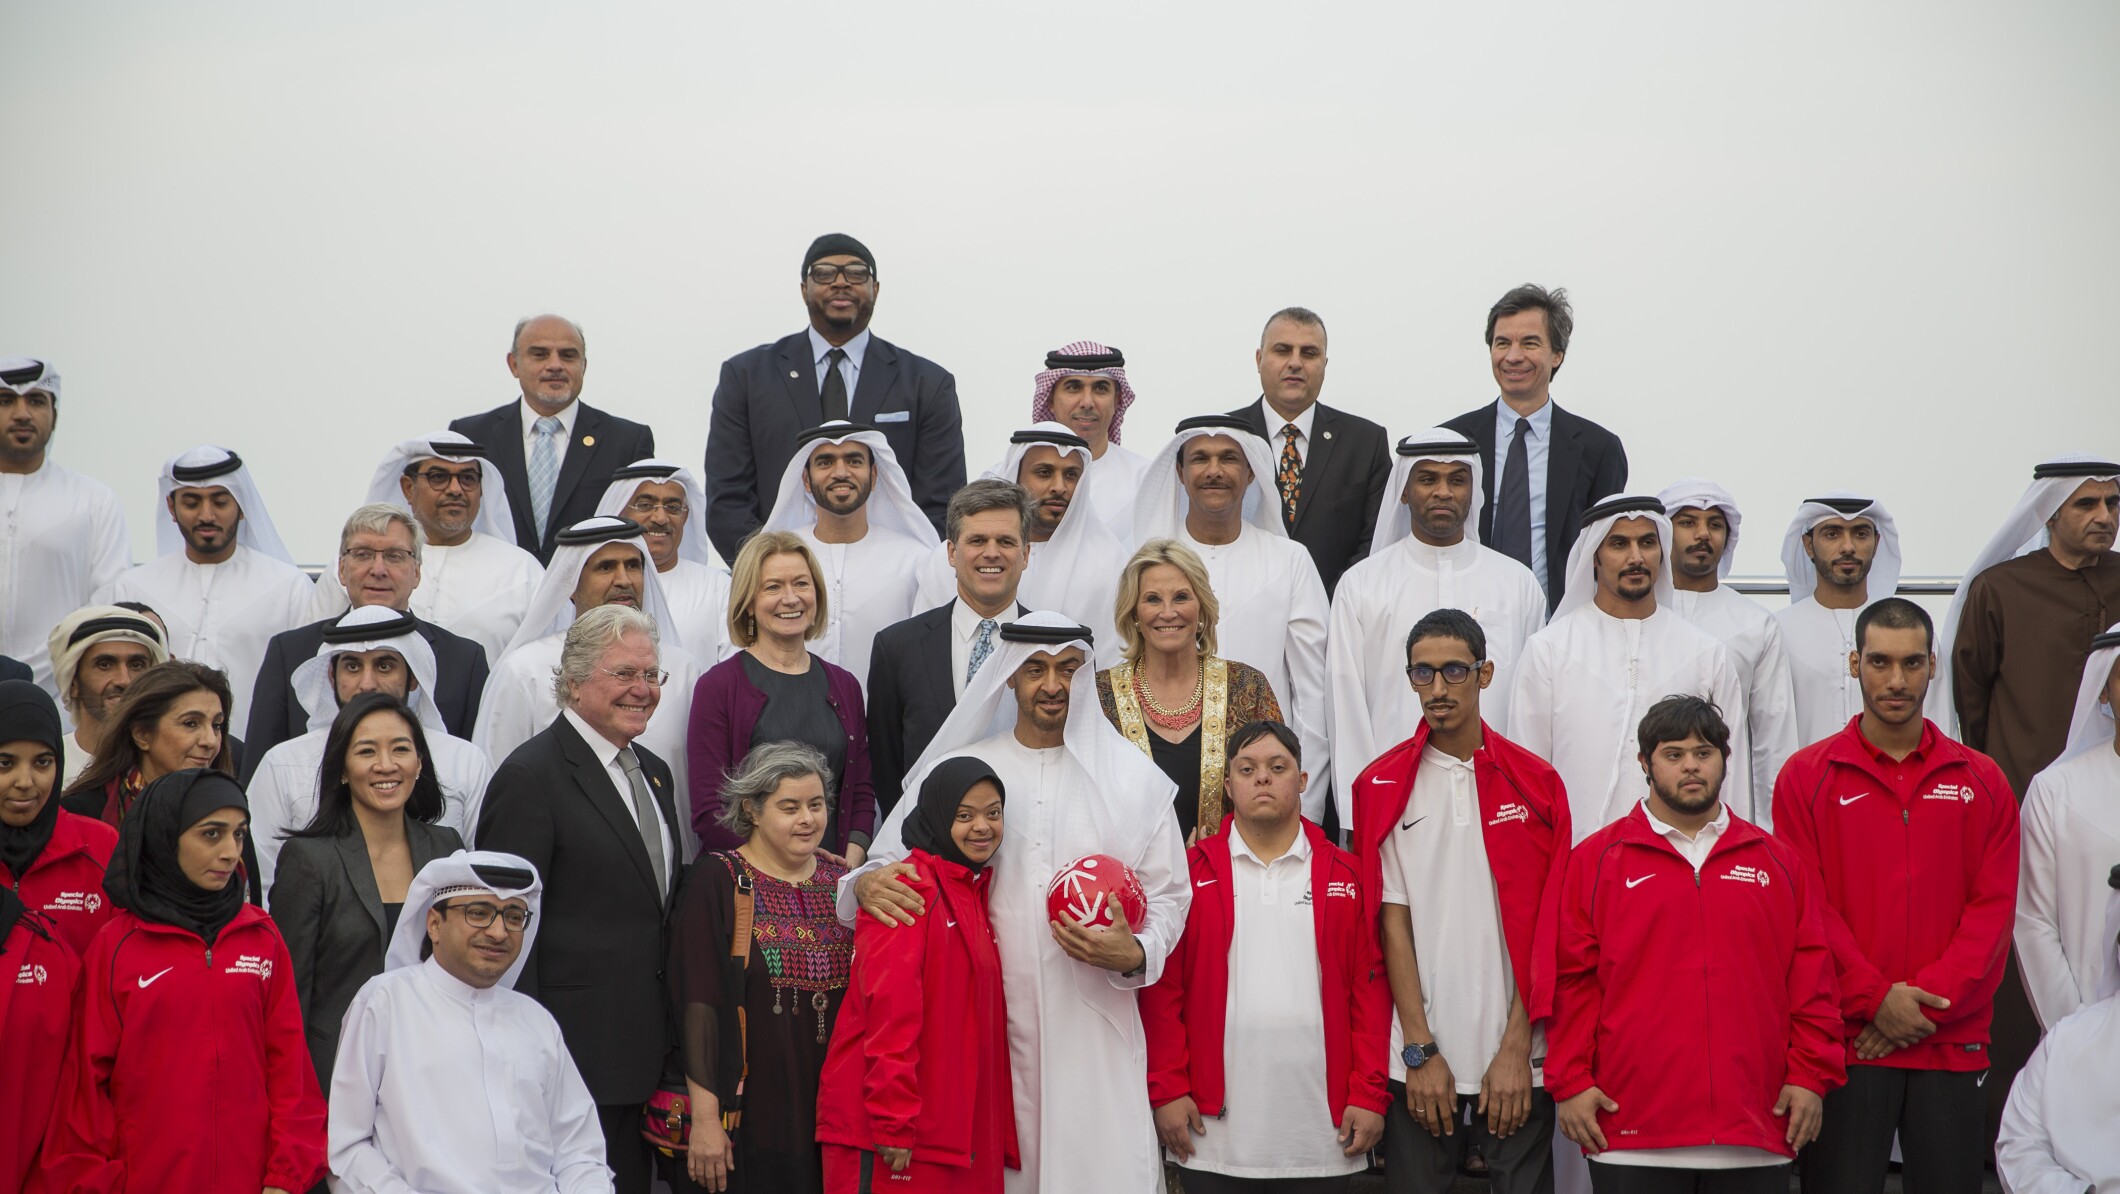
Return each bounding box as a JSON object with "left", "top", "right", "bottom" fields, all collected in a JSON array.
[
  {"left": 0, "top": 680, "right": 66, "bottom": 880},
  {"left": 103, "top": 768, "right": 249, "bottom": 944},
  {"left": 901, "top": 756, "right": 1006, "bottom": 872}
]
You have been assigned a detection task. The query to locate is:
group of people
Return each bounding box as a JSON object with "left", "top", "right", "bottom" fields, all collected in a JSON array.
[{"left": 1, "top": 235, "right": 2115, "bottom": 1194}]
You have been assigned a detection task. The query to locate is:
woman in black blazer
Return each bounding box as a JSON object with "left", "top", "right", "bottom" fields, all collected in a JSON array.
[{"left": 268, "top": 691, "right": 465, "bottom": 1088}]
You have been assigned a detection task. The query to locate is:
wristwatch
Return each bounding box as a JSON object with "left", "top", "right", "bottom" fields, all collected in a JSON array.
[{"left": 1402, "top": 1041, "right": 1440, "bottom": 1070}]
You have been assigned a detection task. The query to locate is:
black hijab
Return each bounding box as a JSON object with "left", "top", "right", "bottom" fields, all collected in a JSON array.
[
  {"left": 0, "top": 680, "right": 66, "bottom": 880},
  {"left": 103, "top": 768, "right": 249, "bottom": 944},
  {"left": 902, "top": 756, "right": 1006, "bottom": 872}
]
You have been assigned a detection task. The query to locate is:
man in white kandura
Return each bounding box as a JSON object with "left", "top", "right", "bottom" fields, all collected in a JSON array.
[
  {"left": 97, "top": 445, "right": 314, "bottom": 730},
  {"left": 329, "top": 851, "right": 612, "bottom": 1194},
  {"left": 1029, "top": 341, "right": 1151, "bottom": 539},
  {"left": 1510, "top": 494, "right": 1751, "bottom": 838},
  {"left": 46, "top": 605, "right": 167, "bottom": 785},
  {"left": 915, "top": 422, "right": 1128, "bottom": 658},
  {"left": 311, "top": 431, "right": 545, "bottom": 664},
  {"left": 1657, "top": 478, "right": 1799, "bottom": 802},
  {"left": 760, "top": 422, "right": 933, "bottom": 691},
  {"left": 1771, "top": 491, "right": 1903, "bottom": 749},
  {"left": 1135, "top": 415, "right": 1333, "bottom": 815},
  {"left": 249, "top": 605, "right": 491, "bottom": 896},
  {"left": 0, "top": 358, "right": 131, "bottom": 694},
  {"left": 1328, "top": 429, "right": 1545, "bottom": 792},
  {"left": 1997, "top": 865, "right": 2120, "bottom": 1193},
  {"left": 594, "top": 459, "right": 730, "bottom": 661},
  {"left": 844, "top": 612, "right": 1189, "bottom": 1194}
]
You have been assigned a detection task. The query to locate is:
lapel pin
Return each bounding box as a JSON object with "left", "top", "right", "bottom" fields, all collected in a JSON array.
[
  {"left": 651, "top": 776, "right": 662, "bottom": 788},
  {"left": 790, "top": 370, "right": 801, "bottom": 379},
  {"left": 582, "top": 435, "right": 596, "bottom": 447},
  {"left": 1323, "top": 430, "right": 1333, "bottom": 440}
]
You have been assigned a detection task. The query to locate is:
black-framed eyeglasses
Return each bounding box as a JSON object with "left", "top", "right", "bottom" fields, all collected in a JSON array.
[
  {"left": 437, "top": 901, "right": 533, "bottom": 932},
  {"left": 413, "top": 467, "right": 482, "bottom": 492},
  {"left": 342, "top": 547, "right": 416, "bottom": 568},
  {"left": 806, "top": 262, "right": 873, "bottom": 285},
  {"left": 625, "top": 496, "right": 689, "bottom": 518},
  {"left": 598, "top": 666, "right": 670, "bottom": 688},
  {"left": 1405, "top": 662, "right": 1480, "bottom": 686}
]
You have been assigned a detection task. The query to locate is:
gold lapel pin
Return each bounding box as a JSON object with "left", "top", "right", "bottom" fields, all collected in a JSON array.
[{"left": 582, "top": 435, "right": 596, "bottom": 447}]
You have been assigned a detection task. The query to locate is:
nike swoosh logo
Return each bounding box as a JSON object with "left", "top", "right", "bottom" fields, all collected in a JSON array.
[
  {"left": 1976, "top": 1072, "right": 1987, "bottom": 1087},
  {"left": 1626, "top": 875, "right": 1654, "bottom": 889},
  {"left": 1195, "top": 879, "right": 1217, "bottom": 888},
  {"left": 1839, "top": 792, "right": 1868, "bottom": 806},
  {"left": 137, "top": 966, "right": 173, "bottom": 989},
  {"left": 1368, "top": 776, "right": 1392, "bottom": 786},
  {"left": 945, "top": 920, "right": 958, "bottom": 928},
  {"left": 1401, "top": 816, "right": 1428, "bottom": 831}
]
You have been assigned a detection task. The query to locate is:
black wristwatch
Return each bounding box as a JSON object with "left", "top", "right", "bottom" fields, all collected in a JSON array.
[{"left": 1402, "top": 1041, "right": 1440, "bottom": 1069}]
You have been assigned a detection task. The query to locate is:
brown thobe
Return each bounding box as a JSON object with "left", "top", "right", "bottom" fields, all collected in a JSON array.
[{"left": 1952, "top": 549, "right": 2120, "bottom": 796}]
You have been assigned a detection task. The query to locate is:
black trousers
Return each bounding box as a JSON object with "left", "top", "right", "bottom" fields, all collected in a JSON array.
[
  {"left": 1797, "top": 1066, "right": 1985, "bottom": 1194},
  {"left": 1587, "top": 1161, "right": 1791, "bottom": 1194},
  {"left": 1382, "top": 1081, "right": 1555, "bottom": 1194},
  {"left": 1177, "top": 1169, "right": 1356, "bottom": 1194},
  {"left": 596, "top": 1101, "right": 653, "bottom": 1194}
]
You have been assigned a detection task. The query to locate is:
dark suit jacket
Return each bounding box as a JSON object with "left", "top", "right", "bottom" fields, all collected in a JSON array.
[
  {"left": 863, "top": 600, "right": 1027, "bottom": 817},
  {"left": 0, "top": 656, "right": 29, "bottom": 683},
  {"left": 1441, "top": 399, "right": 1629, "bottom": 612},
  {"left": 705, "top": 330, "right": 965, "bottom": 560},
  {"left": 269, "top": 819, "right": 463, "bottom": 1087},
  {"left": 241, "top": 614, "right": 489, "bottom": 784},
  {"left": 1227, "top": 398, "right": 1392, "bottom": 597},
  {"left": 448, "top": 400, "right": 657, "bottom": 563},
  {"left": 476, "top": 713, "right": 679, "bottom": 1104}
]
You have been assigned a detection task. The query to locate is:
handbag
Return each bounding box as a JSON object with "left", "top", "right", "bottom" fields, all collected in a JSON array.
[{"left": 643, "top": 864, "right": 755, "bottom": 1155}]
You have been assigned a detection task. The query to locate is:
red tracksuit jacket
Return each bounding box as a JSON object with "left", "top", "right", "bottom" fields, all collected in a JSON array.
[
  {"left": 1770, "top": 716, "right": 2019, "bottom": 1071},
  {"left": 815, "top": 849, "right": 1018, "bottom": 1187},
  {"left": 1, "top": 810, "right": 119, "bottom": 957},
  {"left": 1352, "top": 720, "right": 1572, "bottom": 1022},
  {"left": 1140, "top": 818, "right": 1391, "bottom": 1123},
  {"left": 1547, "top": 805, "right": 1846, "bottom": 1156},
  {"left": 1, "top": 910, "right": 80, "bottom": 1192},
  {"left": 35, "top": 904, "right": 328, "bottom": 1194}
]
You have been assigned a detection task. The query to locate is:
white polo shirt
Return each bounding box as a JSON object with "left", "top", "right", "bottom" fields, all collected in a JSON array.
[
  {"left": 1379, "top": 745, "right": 1540, "bottom": 1092},
  {"left": 1179, "top": 825, "right": 1366, "bottom": 1181}
]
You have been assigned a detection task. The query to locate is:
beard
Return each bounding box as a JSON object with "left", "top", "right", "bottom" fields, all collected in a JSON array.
[{"left": 1651, "top": 770, "right": 1722, "bottom": 816}]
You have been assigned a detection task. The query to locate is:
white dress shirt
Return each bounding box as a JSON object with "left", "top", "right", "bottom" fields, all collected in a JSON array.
[
  {"left": 1271, "top": 404, "right": 1319, "bottom": 471},
  {"left": 560, "top": 707, "right": 676, "bottom": 893},
  {"left": 518, "top": 398, "right": 579, "bottom": 457},
  {"left": 952, "top": 597, "right": 1004, "bottom": 699},
  {"left": 807, "top": 326, "right": 871, "bottom": 398}
]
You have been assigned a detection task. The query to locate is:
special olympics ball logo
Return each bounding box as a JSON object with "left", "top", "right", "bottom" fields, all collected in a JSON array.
[
  {"left": 85, "top": 892, "right": 102, "bottom": 914},
  {"left": 1046, "top": 854, "right": 1148, "bottom": 932}
]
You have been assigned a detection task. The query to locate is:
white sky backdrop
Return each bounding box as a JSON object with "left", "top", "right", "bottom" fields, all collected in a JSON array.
[{"left": 4, "top": 0, "right": 2116, "bottom": 582}]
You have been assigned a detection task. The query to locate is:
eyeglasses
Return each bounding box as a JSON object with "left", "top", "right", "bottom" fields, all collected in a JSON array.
[
  {"left": 343, "top": 548, "right": 416, "bottom": 568},
  {"left": 626, "top": 497, "right": 689, "bottom": 518},
  {"left": 1405, "top": 662, "right": 1481, "bottom": 686},
  {"left": 413, "top": 468, "right": 482, "bottom": 492},
  {"left": 598, "top": 666, "right": 670, "bottom": 688},
  {"left": 437, "top": 901, "right": 532, "bottom": 932},
  {"left": 806, "top": 263, "right": 873, "bottom": 285}
]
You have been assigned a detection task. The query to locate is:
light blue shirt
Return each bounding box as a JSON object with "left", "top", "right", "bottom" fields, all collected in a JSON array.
[
  {"left": 1492, "top": 399, "right": 1554, "bottom": 594},
  {"left": 807, "top": 327, "right": 871, "bottom": 402}
]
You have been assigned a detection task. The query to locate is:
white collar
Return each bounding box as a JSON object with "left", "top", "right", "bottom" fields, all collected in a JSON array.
[
  {"left": 1493, "top": 399, "right": 1554, "bottom": 436},
  {"left": 520, "top": 398, "right": 579, "bottom": 435},
  {"left": 807, "top": 327, "right": 872, "bottom": 370},
  {"left": 953, "top": 596, "right": 1007, "bottom": 642},
  {"left": 419, "top": 954, "right": 505, "bottom": 1005},
  {"left": 562, "top": 706, "right": 626, "bottom": 769},
  {"left": 1642, "top": 797, "right": 1729, "bottom": 843},
  {"left": 1420, "top": 743, "right": 1477, "bottom": 772},
  {"left": 1268, "top": 403, "right": 1317, "bottom": 444},
  {"left": 1227, "top": 819, "right": 1312, "bottom": 866}
]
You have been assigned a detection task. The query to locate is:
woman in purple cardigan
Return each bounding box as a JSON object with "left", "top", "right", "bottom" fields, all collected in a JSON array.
[{"left": 688, "top": 530, "right": 877, "bottom": 861}]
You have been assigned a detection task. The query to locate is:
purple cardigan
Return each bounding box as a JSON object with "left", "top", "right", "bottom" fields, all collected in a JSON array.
[{"left": 687, "top": 651, "right": 878, "bottom": 853}]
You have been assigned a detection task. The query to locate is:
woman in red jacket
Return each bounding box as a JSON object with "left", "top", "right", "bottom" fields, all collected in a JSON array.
[
  {"left": 36, "top": 768, "right": 327, "bottom": 1194},
  {"left": 816, "top": 756, "right": 1016, "bottom": 1193},
  {"left": 0, "top": 887, "right": 81, "bottom": 1191},
  {"left": 0, "top": 680, "right": 119, "bottom": 955}
]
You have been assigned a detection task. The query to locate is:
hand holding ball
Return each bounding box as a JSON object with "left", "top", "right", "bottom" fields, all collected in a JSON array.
[{"left": 1046, "top": 854, "right": 1147, "bottom": 933}]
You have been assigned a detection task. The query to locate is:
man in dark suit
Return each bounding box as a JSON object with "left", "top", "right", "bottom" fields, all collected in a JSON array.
[
  {"left": 704, "top": 233, "right": 966, "bottom": 560},
  {"left": 866, "top": 479, "right": 1032, "bottom": 814},
  {"left": 1227, "top": 306, "right": 1392, "bottom": 597},
  {"left": 1443, "top": 283, "right": 1629, "bottom": 612},
  {"left": 242, "top": 504, "right": 487, "bottom": 781},
  {"left": 449, "top": 314, "right": 656, "bottom": 564},
  {"left": 476, "top": 604, "right": 679, "bottom": 1194}
]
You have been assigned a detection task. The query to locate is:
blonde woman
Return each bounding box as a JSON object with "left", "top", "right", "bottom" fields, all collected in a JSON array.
[
  {"left": 687, "top": 530, "right": 875, "bottom": 862},
  {"left": 1096, "top": 539, "right": 1281, "bottom": 841}
]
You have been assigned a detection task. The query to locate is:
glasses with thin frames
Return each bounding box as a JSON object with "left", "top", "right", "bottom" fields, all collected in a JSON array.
[
  {"left": 438, "top": 901, "right": 533, "bottom": 932},
  {"left": 343, "top": 548, "right": 416, "bottom": 568},
  {"left": 626, "top": 497, "right": 689, "bottom": 518},
  {"left": 599, "top": 666, "right": 670, "bottom": 688},
  {"left": 806, "top": 263, "right": 873, "bottom": 285},
  {"left": 413, "top": 468, "right": 483, "bottom": 492},
  {"left": 1405, "top": 662, "right": 1480, "bottom": 686}
]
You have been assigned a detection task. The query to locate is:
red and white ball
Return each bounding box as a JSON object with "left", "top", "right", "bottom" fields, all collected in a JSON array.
[{"left": 1046, "top": 854, "right": 1147, "bottom": 932}]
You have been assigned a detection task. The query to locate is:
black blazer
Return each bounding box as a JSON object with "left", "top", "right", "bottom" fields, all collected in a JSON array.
[
  {"left": 240, "top": 615, "right": 489, "bottom": 784},
  {"left": 1441, "top": 399, "right": 1629, "bottom": 611},
  {"left": 476, "top": 713, "right": 679, "bottom": 1105},
  {"left": 448, "top": 401, "right": 657, "bottom": 563},
  {"left": 1227, "top": 398, "right": 1392, "bottom": 597},
  {"left": 704, "top": 331, "right": 965, "bottom": 561},
  {"left": 864, "top": 599, "right": 1027, "bottom": 817},
  {"left": 0, "top": 656, "right": 29, "bottom": 683},
  {"left": 269, "top": 818, "right": 463, "bottom": 1087}
]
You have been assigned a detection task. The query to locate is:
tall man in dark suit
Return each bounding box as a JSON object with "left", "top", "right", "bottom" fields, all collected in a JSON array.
[
  {"left": 1443, "top": 284, "right": 1629, "bottom": 613},
  {"left": 449, "top": 314, "right": 657, "bottom": 564},
  {"left": 476, "top": 603, "right": 680, "bottom": 1194},
  {"left": 242, "top": 504, "right": 488, "bottom": 781},
  {"left": 1227, "top": 306, "right": 1391, "bottom": 597},
  {"left": 865, "top": 479, "right": 1032, "bottom": 814},
  {"left": 705, "top": 234, "right": 966, "bottom": 560}
]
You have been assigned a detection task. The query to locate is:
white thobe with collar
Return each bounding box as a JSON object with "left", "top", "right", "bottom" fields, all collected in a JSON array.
[
  {"left": 796, "top": 526, "right": 928, "bottom": 694},
  {"left": 1670, "top": 585, "right": 1799, "bottom": 816},
  {"left": 1996, "top": 992, "right": 2120, "bottom": 1193},
  {"left": 2016, "top": 745, "right": 2120, "bottom": 1028},
  {"left": 1773, "top": 597, "right": 1867, "bottom": 749},
  {"left": 0, "top": 458, "right": 131, "bottom": 694},
  {"left": 97, "top": 544, "right": 316, "bottom": 731}
]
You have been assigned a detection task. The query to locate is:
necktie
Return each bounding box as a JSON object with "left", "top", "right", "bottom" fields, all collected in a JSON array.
[
  {"left": 618, "top": 746, "right": 668, "bottom": 897},
  {"left": 967, "top": 618, "right": 997, "bottom": 684},
  {"left": 1276, "top": 424, "right": 1303, "bottom": 525},
  {"left": 821, "top": 347, "right": 849, "bottom": 421},
  {"left": 529, "top": 415, "right": 562, "bottom": 542},
  {"left": 1492, "top": 416, "right": 1533, "bottom": 570}
]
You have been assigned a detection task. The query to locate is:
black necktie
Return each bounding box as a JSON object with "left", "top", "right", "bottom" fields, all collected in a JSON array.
[
  {"left": 821, "top": 347, "right": 849, "bottom": 421},
  {"left": 1492, "top": 416, "right": 1533, "bottom": 569}
]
